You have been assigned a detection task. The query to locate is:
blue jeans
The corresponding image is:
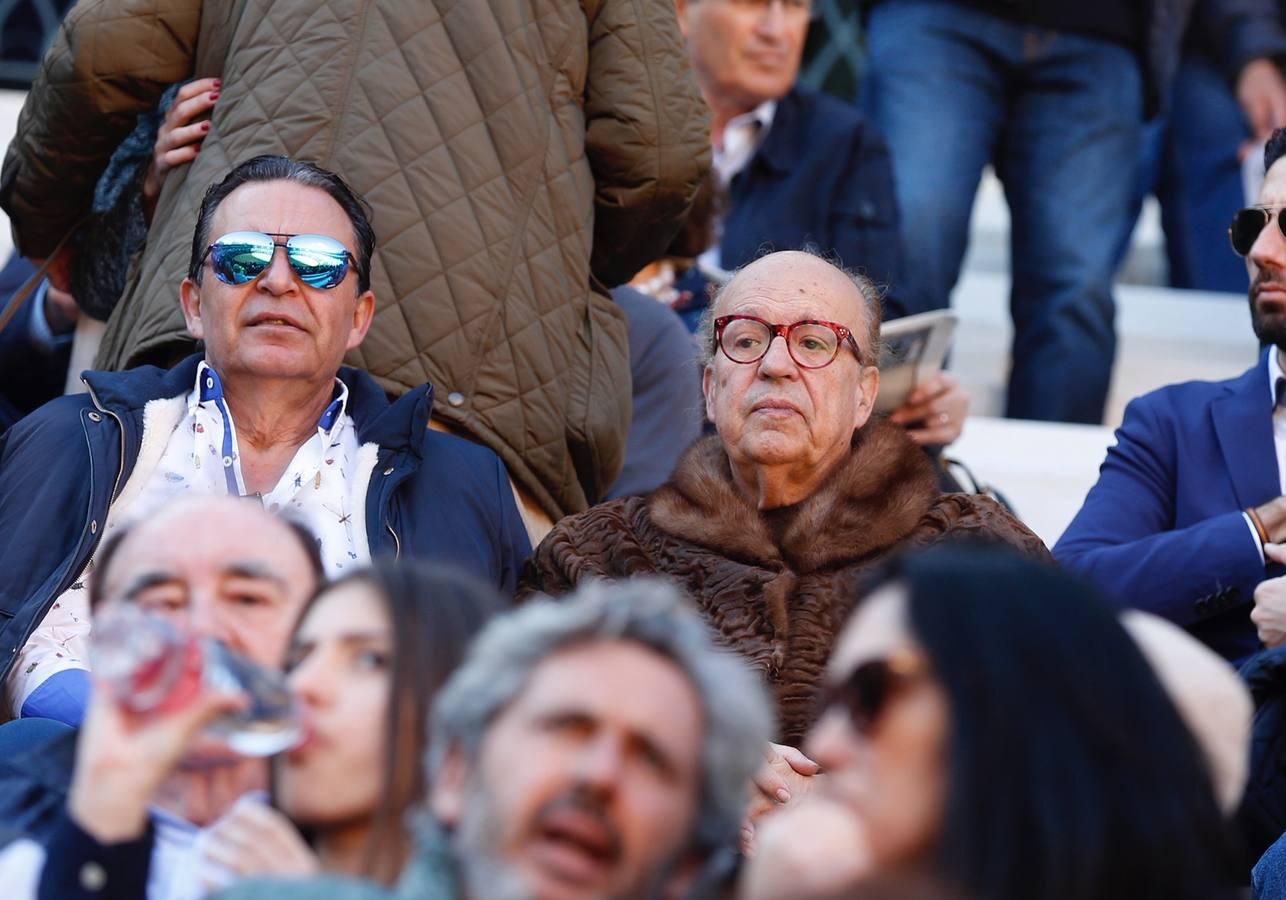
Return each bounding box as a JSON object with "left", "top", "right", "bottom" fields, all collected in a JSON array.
[
  {"left": 1120, "top": 54, "right": 1250, "bottom": 293},
  {"left": 862, "top": 0, "right": 1143, "bottom": 423}
]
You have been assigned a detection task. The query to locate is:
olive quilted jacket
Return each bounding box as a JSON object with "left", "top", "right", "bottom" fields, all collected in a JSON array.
[{"left": 0, "top": 0, "right": 711, "bottom": 520}]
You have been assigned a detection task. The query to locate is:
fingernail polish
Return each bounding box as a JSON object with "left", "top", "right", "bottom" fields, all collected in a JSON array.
[
  {"left": 209, "top": 91, "right": 220, "bottom": 100},
  {"left": 201, "top": 122, "right": 211, "bottom": 131}
]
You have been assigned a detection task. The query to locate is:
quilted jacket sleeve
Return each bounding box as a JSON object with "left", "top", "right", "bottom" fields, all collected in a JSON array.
[
  {"left": 581, "top": 0, "right": 712, "bottom": 288},
  {"left": 0, "top": 0, "right": 201, "bottom": 257}
]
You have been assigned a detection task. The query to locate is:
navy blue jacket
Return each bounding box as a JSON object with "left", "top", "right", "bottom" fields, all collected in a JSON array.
[
  {"left": 0, "top": 256, "right": 68, "bottom": 433},
  {"left": 1055, "top": 352, "right": 1276, "bottom": 663},
  {"left": 0, "top": 355, "right": 530, "bottom": 686},
  {"left": 676, "top": 86, "right": 907, "bottom": 329}
]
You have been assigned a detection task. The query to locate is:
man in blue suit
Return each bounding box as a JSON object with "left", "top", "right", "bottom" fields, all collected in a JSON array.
[{"left": 1056, "top": 127, "right": 1286, "bottom": 663}]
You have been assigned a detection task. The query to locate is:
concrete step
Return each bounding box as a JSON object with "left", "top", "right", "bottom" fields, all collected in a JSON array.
[{"left": 948, "top": 415, "right": 1115, "bottom": 547}]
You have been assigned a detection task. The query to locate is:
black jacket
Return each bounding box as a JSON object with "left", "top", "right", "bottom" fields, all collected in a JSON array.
[{"left": 1241, "top": 646, "right": 1286, "bottom": 869}]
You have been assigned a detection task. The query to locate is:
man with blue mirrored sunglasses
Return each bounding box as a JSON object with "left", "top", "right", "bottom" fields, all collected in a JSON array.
[
  {"left": 0, "top": 155, "right": 532, "bottom": 731},
  {"left": 201, "top": 231, "right": 359, "bottom": 291}
]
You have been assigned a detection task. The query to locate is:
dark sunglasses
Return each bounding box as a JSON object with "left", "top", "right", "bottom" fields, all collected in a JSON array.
[
  {"left": 1229, "top": 207, "right": 1286, "bottom": 256},
  {"left": 201, "top": 231, "right": 358, "bottom": 290},
  {"left": 819, "top": 650, "right": 930, "bottom": 735}
]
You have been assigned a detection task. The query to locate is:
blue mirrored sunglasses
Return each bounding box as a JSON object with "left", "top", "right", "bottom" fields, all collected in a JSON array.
[{"left": 202, "top": 231, "right": 358, "bottom": 290}]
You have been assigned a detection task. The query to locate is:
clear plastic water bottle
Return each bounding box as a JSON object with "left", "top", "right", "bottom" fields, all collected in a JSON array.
[{"left": 90, "top": 604, "right": 302, "bottom": 756}]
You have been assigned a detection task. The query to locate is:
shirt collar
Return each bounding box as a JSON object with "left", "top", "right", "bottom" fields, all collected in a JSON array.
[
  {"left": 712, "top": 99, "right": 777, "bottom": 185},
  {"left": 1270, "top": 349, "right": 1285, "bottom": 408},
  {"left": 192, "top": 361, "right": 349, "bottom": 435},
  {"left": 731, "top": 99, "right": 776, "bottom": 135}
]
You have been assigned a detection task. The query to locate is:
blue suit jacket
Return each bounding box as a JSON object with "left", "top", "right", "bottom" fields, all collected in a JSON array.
[
  {"left": 1055, "top": 351, "right": 1278, "bottom": 662},
  {"left": 675, "top": 86, "right": 907, "bottom": 329}
]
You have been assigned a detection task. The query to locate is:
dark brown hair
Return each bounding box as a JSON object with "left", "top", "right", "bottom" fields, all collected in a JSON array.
[
  {"left": 188, "top": 155, "right": 376, "bottom": 292},
  {"left": 286, "top": 559, "right": 502, "bottom": 883}
]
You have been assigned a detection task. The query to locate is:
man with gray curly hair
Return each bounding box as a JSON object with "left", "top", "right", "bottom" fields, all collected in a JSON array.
[{"left": 420, "top": 577, "right": 772, "bottom": 900}]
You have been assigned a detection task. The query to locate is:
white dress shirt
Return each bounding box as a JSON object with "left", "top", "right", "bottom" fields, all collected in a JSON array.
[
  {"left": 1243, "top": 349, "right": 1286, "bottom": 563},
  {"left": 699, "top": 100, "right": 777, "bottom": 278}
]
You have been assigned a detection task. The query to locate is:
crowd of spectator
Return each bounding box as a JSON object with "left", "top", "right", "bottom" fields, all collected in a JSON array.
[{"left": 7, "top": 0, "right": 1286, "bottom": 898}]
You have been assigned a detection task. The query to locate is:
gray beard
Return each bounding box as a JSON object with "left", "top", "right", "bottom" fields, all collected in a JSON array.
[{"left": 452, "top": 781, "right": 535, "bottom": 900}]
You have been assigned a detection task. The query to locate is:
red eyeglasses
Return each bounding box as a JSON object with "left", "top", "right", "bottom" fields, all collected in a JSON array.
[{"left": 713, "top": 314, "right": 864, "bottom": 369}]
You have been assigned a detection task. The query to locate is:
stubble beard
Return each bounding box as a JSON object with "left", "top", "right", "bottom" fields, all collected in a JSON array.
[
  {"left": 1251, "top": 267, "right": 1286, "bottom": 349},
  {"left": 449, "top": 778, "right": 683, "bottom": 900}
]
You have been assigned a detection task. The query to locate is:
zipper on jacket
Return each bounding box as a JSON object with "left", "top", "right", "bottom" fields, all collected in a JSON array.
[
  {"left": 385, "top": 521, "right": 402, "bottom": 559},
  {"left": 83, "top": 378, "right": 126, "bottom": 503}
]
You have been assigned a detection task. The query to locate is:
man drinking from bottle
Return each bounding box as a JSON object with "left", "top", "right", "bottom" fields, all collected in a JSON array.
[{"left": 0, "top": 495, "right": 322, "bottom": 898}]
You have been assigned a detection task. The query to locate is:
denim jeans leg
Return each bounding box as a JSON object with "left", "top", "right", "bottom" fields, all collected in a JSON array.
[
  {"left": 1001, "top": 31, "right": 1143, "bottom": 423},
  {"left": 1112, "top": 115, "right": 1166, "bottom": 276},
  {"left": 1155, "top": 53, "right": 1251, "bottom": 293},
  {"left": 860, "top": 0, "right": 1007, "bottom": 317}
]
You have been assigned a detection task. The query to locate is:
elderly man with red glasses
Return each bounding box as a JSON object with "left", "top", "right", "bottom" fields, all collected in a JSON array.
[
  {"left": 522, "top": 249, "right": 1045, "bottom": 827},
  {"left": 1057, "top": 129, "right": 1286, "bottom": 669},
  {"left": 0, "top": 155, "right": 530, "bottom": 730}
]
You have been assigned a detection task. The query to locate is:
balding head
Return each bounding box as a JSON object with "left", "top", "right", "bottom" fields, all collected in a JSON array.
[
  {"left": 700, "top": 250, "right": 883, "bottom": 509},
  {"left": 93, "top": 497, "right": 322, "bottom": 668},
  {"left": 702, "top": 251, "right": 883, "bottom": 368}
]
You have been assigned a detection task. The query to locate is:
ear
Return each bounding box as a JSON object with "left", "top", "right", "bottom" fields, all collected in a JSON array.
[
  {"left": 428, "top": 743, "right": 470, "bottom": 828},
  {"left": 852, "top": 365, "right": 880, "bottom": 432},
  {"left": 346, "top": 289, "right": 376, "bottom": 352},
  {"left": 674, "top": 0, "right": 691, "bottom": 38},
  {"left": 701, "top": 364, "right": 715, "bottom": 425},
  {"left": 180, "top": 277, "right": 205, "bottom": 340}
]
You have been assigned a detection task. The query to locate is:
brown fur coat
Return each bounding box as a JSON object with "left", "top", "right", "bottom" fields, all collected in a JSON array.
[{"left": 521, "top": 421, "right": 1050, "bottom": 744}]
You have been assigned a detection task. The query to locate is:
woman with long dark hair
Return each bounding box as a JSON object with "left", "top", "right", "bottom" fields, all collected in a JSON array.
[
  {"left": 203, "top": 560, "right": 501, "bottom": 887},
  {"left": 744, "top": 544, "right": 1242, "bottom": 900}
]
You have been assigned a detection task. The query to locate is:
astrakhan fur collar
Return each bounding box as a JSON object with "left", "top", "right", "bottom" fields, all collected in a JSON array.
[{"left": 649, "top": 419, "right": 940, "bottom": 573}]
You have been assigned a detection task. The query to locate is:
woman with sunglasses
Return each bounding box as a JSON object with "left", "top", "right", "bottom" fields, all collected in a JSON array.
[{"left": 741, "top": 544, "right": 1241, "bottom": 900}]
